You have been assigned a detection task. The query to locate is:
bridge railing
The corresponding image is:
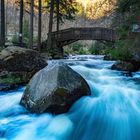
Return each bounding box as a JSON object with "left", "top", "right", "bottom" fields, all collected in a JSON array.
[
  {"left": 73, "top": 27, "right": 117, "bottom": 42},
  {"left": 51, "top": 28, "right": 74, "bottom": 40},
  {"left": 51, "top": 27, "right": 117, "bottom": 42}
]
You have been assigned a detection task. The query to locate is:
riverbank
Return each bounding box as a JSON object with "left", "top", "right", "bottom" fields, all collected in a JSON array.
[
  {"left": 0, "top": 46, "right": 47, "bottom": 91},
  {"left": 1, "top": 39, "right": 140, "bottom": 92},
  {"left": 1, "top": 55, "right": 140, "bottom": 140}
]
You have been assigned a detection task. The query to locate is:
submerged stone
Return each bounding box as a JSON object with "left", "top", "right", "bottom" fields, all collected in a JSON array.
[{"left": 20, "top": 62, "right": 91, "bottom": 114}]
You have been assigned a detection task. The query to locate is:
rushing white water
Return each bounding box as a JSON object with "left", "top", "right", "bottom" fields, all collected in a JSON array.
[{"left": 1, "top": 55, "right": 140, "bottom": 140}]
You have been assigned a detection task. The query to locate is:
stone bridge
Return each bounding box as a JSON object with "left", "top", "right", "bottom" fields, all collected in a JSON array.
[{"left": 49, "top": 27, "right": 117, "bottom": 58}]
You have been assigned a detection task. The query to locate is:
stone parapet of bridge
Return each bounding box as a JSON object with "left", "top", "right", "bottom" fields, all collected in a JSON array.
[
  {"left": 51, "top": 27, "right": 117, "bottom": 43},
  {"left": 49, "top": 27, "right": 117, "bottom": 58}
]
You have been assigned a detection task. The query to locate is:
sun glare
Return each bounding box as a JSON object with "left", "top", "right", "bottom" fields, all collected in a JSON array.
[
  {"left": 76, "top": 0, "right": 116, "bottom": 19},
  {"left": 76, "top": 0, "right": 90, "bottom": 12}
]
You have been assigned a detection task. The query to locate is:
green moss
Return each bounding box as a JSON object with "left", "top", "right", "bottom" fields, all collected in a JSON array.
[
  {"left": 55, "top": 88, "right": 67, "bottom": 96},
  {"left": 0, "top": 77, "right": 21, "bottom": 84},
  {"left": 0, "top": 73, "right": 24, "bottom": 85}
]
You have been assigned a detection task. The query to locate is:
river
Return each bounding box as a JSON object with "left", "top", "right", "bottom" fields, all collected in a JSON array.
[{"left": 1, "top": 55, "right": 140, "bottom": 140}]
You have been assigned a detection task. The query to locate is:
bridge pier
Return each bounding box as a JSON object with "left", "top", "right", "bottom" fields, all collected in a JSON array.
[{"left": 50, "top": 39, "right": 64, "bottom": 59}]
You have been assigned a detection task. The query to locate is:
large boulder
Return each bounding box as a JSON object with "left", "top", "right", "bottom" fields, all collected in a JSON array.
[
  {"left": 20, "top": 63, "right": 91, "bottom": 114},
  {"left": 111, "top": 61, "right": 140, "bottom": 72},
  {"left": 0, "top": 46, "right": 47, "bottom": 91},
  {"left": 0, "top": 46, "right": 47, "bottom": 72}
]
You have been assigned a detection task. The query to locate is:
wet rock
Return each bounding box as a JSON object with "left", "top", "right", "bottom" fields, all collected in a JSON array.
[
  {"left": 0, "top": 46, "right": 47, "bottom": 72},
  {"left": 111, "top": 61, "right": 140, "bottom": 72},
  {"left": 0, "top": 83, "right": 17, "bottom": 91},
  {"left": 104, "top": 54, "right": 115, "bottom": 61},
  {"left": 0, "top": 46, "right": 47, "bottom": 91},
  {"left": 20, "top": 63, "right": 91, "bottom": 114}
]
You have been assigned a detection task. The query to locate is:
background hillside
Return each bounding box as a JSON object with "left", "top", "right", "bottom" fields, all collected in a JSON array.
[{"left": 2, "top": 0, "right": 117, "bottom": 41}]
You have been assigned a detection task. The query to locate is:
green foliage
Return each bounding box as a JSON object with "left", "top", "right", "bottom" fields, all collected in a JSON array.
[
  {"left": 88, "top": 39, "right": 132, "bottom": 61},
  {"left": 11, "top": 34, "right": 18, "bottom": 44},
  {"left": 10, "top": 19, "right": 30, "bottom": 46},
  {"left": 89, "top": 45, "right": 100, "bottom": 55},
  {"left": 113, "top": 0, "right": 140, "bottom": 30},
  {"left": 64, "top": 39, "right": 132, "bottom": 61},
  {"left": 65, "top": 41, "right": 115, "bottom": 55},
  {"left": 64, "top": 42, "right": 88, "bottom": 55},
  {"left": 79, "top": 47, "right": 87, "bottom": 55},
  {"left": 107, "top": 40, "right": 132, "bottom": 61},
  {"left": 23, "top": 19, "right": 30, "bottom": 45},
  {"left": 116, "top": 0, "right": 140, "bottom": 25},
  {"left": 21, "top": 19, "right": 38, "bottom": 46},
  {"left": 33, "top": 36, "right": 38, "bottom": 44},
  {"left": 71, "top": 42, "right": 84, "bottom": 52},
  {"left": 10, "top": 19, "right": 38, "bottom": 46},
  {"left": 47, "top": 0, "right": 77, "bottom": 23},
  {"left": 0, "top": 46, "right": 5, "bottom": 51},
  {"left": 117, "top": 26, "right": 130, "bottom": 39},
  {"left": 0, "top": 76, "right": 21, "bottom": 84},
  {"left": 89, "top": 42, "right": 104, "bottom": 55},
  {"left": 89, "top": 41, "right": 114, "bottom": 55},
  {"left": 117, "top": 0, "right": 140, "bottom": 13}
]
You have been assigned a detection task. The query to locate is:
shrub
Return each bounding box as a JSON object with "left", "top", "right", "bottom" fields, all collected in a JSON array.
[
  {"left": 109, "top": 40, "right": 132, "bottom": 61},
  {"left": 117, "top": 26, "right": 130, "bottom": 39},
  {"left": 23, "top": 19, "right": 30, "bottom": 45},
  {"left": 89, "top": 41, "right": 114, "bottom": 55},
  {"left": 11, "top": 34, "right": 19, "bottom": 44},
  {"left": 65, "top": 42, "right": 88, "bottom": 54}
]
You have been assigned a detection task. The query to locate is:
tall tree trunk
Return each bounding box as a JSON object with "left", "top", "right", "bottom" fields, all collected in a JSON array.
[
  {"left": 0, "top": 0, "right": 5, "bottom": 47},
  {"left": 5, "top": 0, "right": 7, "bottom": 38},
  {"left": 19, "top": 0, "right": 23, "bottom": 47},
  {"left": 29, "top": 0, "right": 34, "bottom": 49},
  {"left": 56, "top": 0, "right": 60, "bottom": 32},
  {"left": 47, "top": 0, "right": 54, "bottom": 51},
  {"left": 0, "top": 0, "right": 1, "bottom": 45},
  {"left": 38, "top": 0, "right": 42, "bottom": 51}
]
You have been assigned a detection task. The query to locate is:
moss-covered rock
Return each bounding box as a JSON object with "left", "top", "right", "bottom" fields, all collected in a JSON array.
[{"left": 0, "top": 46, "right": 47, "bottom": 91}]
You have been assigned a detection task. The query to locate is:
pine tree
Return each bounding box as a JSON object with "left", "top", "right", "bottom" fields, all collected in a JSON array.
[
  {"left": 47, "top": 0, "right": 54, "bottom": 51},
  {"left": 56, "top": 0, "right": 60, "bottom": 32},
  {"left": 29, "top": 0, "right": 34, "bottom": 49},
  {"left": 0, "top": 0, "right": 5, "bottom": 47},
  {"left": 19, "top": 0, "right": 24, "bottom": 46},
  {"left": 38, "top": 0, "right": 42, "bottom": 51}
]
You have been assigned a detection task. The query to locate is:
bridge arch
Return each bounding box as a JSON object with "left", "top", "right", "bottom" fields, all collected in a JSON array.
[{"left": 50, "top": 27, "right": 117, "bottom": 58}]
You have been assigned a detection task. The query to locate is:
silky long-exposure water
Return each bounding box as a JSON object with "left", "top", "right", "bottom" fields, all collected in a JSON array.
[{"left": 1, "top": 55, "right": 140, "bottom": 140}]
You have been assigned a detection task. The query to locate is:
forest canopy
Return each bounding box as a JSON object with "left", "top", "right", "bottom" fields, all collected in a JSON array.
[{"left": 14, "top": 0, "right": 117, "bottom": 20}]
